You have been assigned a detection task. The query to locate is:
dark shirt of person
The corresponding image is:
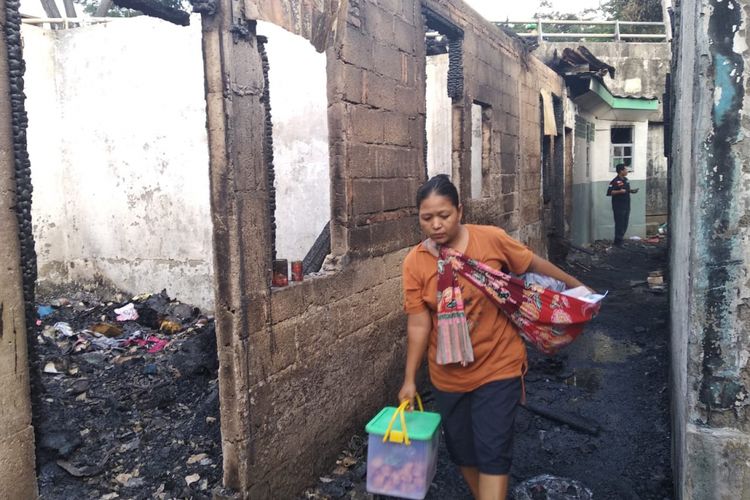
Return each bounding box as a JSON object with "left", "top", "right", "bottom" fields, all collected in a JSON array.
[{"left": 607, "top": 175, "right": 630, "bottom": 207}]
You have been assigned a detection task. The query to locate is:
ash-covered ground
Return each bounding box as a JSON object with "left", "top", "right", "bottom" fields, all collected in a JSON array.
[
  {"left": 31, "top": 289, "right": 222, "bottom": 500},
  {"left": 29, "top": 239, "right": 671, "bottom": 500},
  {"left": 302, "top": 239, "right": 673, "bottom": 500}
]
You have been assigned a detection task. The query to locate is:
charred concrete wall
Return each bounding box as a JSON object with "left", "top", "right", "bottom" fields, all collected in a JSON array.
[
  {"left": 22, "top": 18, "right": 214, "bottom": 309},
  {"left": 541, "top": 42, "right": 670, "bottom": 229},
  {"left": 670, "top": 0, "right": 750, "bottom": 497},
  {"left": 0, "top": 0, "right": 38, "bottom": 497},
  {"left": 451, "top": 5, "right": 564, "bottom": 250},
  {"left": 199, "top": 0, "right": 563, "bottom": 496}
]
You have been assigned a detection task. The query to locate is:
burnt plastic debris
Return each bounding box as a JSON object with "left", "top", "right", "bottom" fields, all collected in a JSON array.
[
  {"left": 33, "top": 289, "right": 221, "bottom": 498},
  {"left": 512, "top": 475, "right": 593, "bottom": 500},
  {"left": 38, "top": 305, "right": 54, "bottom": 318}
]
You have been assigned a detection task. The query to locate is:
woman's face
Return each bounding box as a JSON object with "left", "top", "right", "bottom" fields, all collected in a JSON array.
[{"left": 418, "top": 193, "right": 463, "bottom": 245}]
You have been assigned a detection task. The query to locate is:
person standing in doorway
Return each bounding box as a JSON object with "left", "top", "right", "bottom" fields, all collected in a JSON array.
[{"left": 607, "top": 163, "right": 638, "bottom": 246}]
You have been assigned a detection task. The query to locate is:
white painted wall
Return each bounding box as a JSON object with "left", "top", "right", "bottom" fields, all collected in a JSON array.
[
  {"left": 24, "top": 17, "right": 215, "bottom": 308},
  {"left": 257, "top": 21, "right": 329, "bottom": 263},
  {"left": 592, "top": 120, "right": 648, "bottom": 182},
  {"left": 572, "top": 110, "right": 595, "bottom": 185},
  {"left": 470, "top": 103, "right": 482, "bottom": 198},
  {"left": 23, "top": 27, "right": 65, "bottom": 263},
  {"left": 24, "top": 18, "right": 331, "bottom": 308},
  {"left": 426, "top": 54, "right": 452, "bottom": 178}
]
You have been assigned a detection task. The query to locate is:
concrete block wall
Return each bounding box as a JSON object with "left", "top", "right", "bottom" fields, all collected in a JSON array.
[
  {"left": 0, "top": 0, "right": 565, "bottom": 494},
  {"left": 327, "top": 0, "right": 426, "bottom": 259},
  {"left": 0, "top": 0, "right": 38, "bottom": 496},
  {"left": 670, "top": 0, "right": 750, "bottom": 497},
  {"left": 425, "top": 0, "right": 563, "bottom": 254},
  {"left": 200, "top": 0, "right": 565, "bottom": 496}
]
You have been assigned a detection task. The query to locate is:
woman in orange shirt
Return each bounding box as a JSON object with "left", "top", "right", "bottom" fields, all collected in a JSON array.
[{"left": 399, "top": 175, "right": 588, "bottom": 500}]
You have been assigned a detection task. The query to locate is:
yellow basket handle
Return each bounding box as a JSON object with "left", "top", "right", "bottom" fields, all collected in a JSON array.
[
  {"left": 382, "top": 394, "right": 424, "bottom": 445},
  {"left": 414, "top": 393, "right": 424, "bottom": 411}
]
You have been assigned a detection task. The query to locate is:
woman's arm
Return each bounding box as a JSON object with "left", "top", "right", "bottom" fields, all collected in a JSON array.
[
  {"left": 527, "top": 254, "right": 588, "bottom": 290},
  {"left": 398, "top": 310, "right": 432, "bottom": 408}
]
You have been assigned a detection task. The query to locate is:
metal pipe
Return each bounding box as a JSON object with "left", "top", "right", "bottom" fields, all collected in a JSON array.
[
  {"left": 537, "top": 17, "right": 543, "bottom": 45},
  {"left": 509, "top": 32, "right": 665, "bottom": 41},
  {"left": 494, "top": 19, "right": 666, "bottom": 26},
  {"left": 619, "top": 34, "right": 668, "bottom": 39},
  {"left": 21, "top": 17, "right": 115, "bottom": 23}
]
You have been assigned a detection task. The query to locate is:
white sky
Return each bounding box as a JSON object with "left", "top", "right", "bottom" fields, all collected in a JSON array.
[
  {"left": 20, "top": 0, "right": 47, "bottom": 17},
  {"left": 21, "top": 0, "right": 606, "bottom": 20},
  {"left": 463, "top": 0, "right": 605, "bottom": 21}
]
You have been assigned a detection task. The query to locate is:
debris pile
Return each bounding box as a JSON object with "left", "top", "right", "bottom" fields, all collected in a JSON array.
[
  {"left": 512, "top": 474, "right": 593, "bottom": 500},
  {"left": 32, "top": 289, "right": 222, "bottom": 499},
  {"left": 300, "top": 436, "right": 369, "bottom": 500}
]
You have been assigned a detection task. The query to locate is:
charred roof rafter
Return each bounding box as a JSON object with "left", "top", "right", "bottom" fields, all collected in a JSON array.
[{"left": 422, "top": 6, "right": 463, "bottom": 101}]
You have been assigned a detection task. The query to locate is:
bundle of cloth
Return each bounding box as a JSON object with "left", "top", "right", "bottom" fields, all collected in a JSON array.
[{"left": 426, "top": 240, "right": 604, "bottom": 365}]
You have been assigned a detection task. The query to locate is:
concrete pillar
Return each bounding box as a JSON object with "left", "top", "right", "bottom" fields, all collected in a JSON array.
[
  {"left": 199, "top": 0, "right": 272, "bottom": 494},
  {"left": 0, "top": 0, "right": 38, "bottom": 497},
  {"left": 670, "top": 0, "right": 750, "bottom": 497}
]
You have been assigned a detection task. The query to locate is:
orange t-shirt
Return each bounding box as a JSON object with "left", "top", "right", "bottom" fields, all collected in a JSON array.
[{"left": 402, "top": 224, "right": 533, "bottom": 393}]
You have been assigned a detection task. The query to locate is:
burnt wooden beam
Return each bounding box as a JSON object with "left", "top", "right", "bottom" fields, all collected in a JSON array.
[
  {"left": 112, "top": 0, "right": 190, "bottom": 26},
  {"left": 62, "top": 0, "right": 77, "bottom": 17},
  {"left": 39, "top": 0, "right": 61, "bottom": 18},
  {"left": 95, "top": 0, "right": 114, "bottom": 16},
  {"left": 521, "top": 402, "right": 601, "bottom": 436}
]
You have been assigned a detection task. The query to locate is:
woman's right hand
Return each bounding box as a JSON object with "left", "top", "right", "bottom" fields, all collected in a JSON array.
[{"left": 398, "top": 380, "right": 417, "bottom": 410}]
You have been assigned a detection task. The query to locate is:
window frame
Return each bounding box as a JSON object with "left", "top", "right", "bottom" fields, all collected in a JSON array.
[{"left": 610, "top": 126, "right": 634, "bottom": 173}]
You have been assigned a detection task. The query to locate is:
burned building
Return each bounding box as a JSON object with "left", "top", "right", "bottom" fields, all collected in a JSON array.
[
  {"left": 8, "top": 0, "right": 747, "bottom": 498},
  {"left": 199, "top": 1, "right": 564, "bottom": 495},
  {"left": 1, "top": 0, "right": 567, "bottom": 496}
]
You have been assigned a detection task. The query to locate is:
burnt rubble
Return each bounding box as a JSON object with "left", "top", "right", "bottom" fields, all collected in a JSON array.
[
  {"left": 32, "top": 289, "right": 222, "bottom": 499},
  {"left": 302, "top": 239, "right": 672, "bottom": 500}
]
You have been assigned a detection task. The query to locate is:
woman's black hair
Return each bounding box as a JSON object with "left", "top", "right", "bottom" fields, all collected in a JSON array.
[{"left": 416, "top": 174, "right": 460, "bottom": 208}]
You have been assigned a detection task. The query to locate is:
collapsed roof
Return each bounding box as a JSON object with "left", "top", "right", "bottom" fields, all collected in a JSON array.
[{"left": 546, "top": 45, "right": 659, "bottom": 120}]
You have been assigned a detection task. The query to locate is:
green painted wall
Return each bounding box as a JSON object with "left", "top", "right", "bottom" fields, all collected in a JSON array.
[
  {"left": 571, "top": 182, "right": 592, "bottom": 246},
  {"left": 571, "top": 179, "right": 646, "bottom": 244},
  {"left": 592, "top": 178, "right": 646, "bottom": 241}
]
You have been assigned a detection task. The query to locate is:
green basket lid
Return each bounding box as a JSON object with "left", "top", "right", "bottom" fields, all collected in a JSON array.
[{"left": 365, "top": 406, "right": 441, "bottom": 441}]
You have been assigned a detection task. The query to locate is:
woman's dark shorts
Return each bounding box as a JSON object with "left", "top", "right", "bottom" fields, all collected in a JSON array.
[{"left": 432, "top": 377, "right": 521, "bottom": 475}]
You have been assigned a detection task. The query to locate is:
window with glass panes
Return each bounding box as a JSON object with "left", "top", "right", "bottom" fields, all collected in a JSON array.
[{"left": 610, "top": 126, "right": 633, "bottom": 172}]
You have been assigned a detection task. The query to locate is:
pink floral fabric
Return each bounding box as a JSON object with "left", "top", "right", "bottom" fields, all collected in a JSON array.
[{"left": 430, "top": 240, "right": 601, "bottom": 356}]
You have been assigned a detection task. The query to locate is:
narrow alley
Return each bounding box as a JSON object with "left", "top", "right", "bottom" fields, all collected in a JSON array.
[
  {"left": 304, "top": 239, "right": 672, "bottom": 500},
  {"left": 2, "top": 0, "right": 750, "bottom": 497}
]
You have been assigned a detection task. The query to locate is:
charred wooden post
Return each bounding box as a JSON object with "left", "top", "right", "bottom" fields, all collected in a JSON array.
[
  {"left": 113, "top": 0, "right": 190, "bottom": 26},
  {"left": 0, "top": 0, "right": 38, "bottom": 495}
]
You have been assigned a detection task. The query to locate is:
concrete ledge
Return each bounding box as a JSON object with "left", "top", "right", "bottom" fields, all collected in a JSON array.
[
  {"left": 0, "top": 426, "right": 38, "bottom": 499},
  {"left": 685, "top": 424, "right": 750, "bottom": 499},
  {"left": 0, "top": 371, "right": 32, "bottom": 434}
]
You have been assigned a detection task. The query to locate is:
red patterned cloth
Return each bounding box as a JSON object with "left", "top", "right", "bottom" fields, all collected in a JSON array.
[{"left": 428, "top": 239, "right": 601, "bottom": 359}]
